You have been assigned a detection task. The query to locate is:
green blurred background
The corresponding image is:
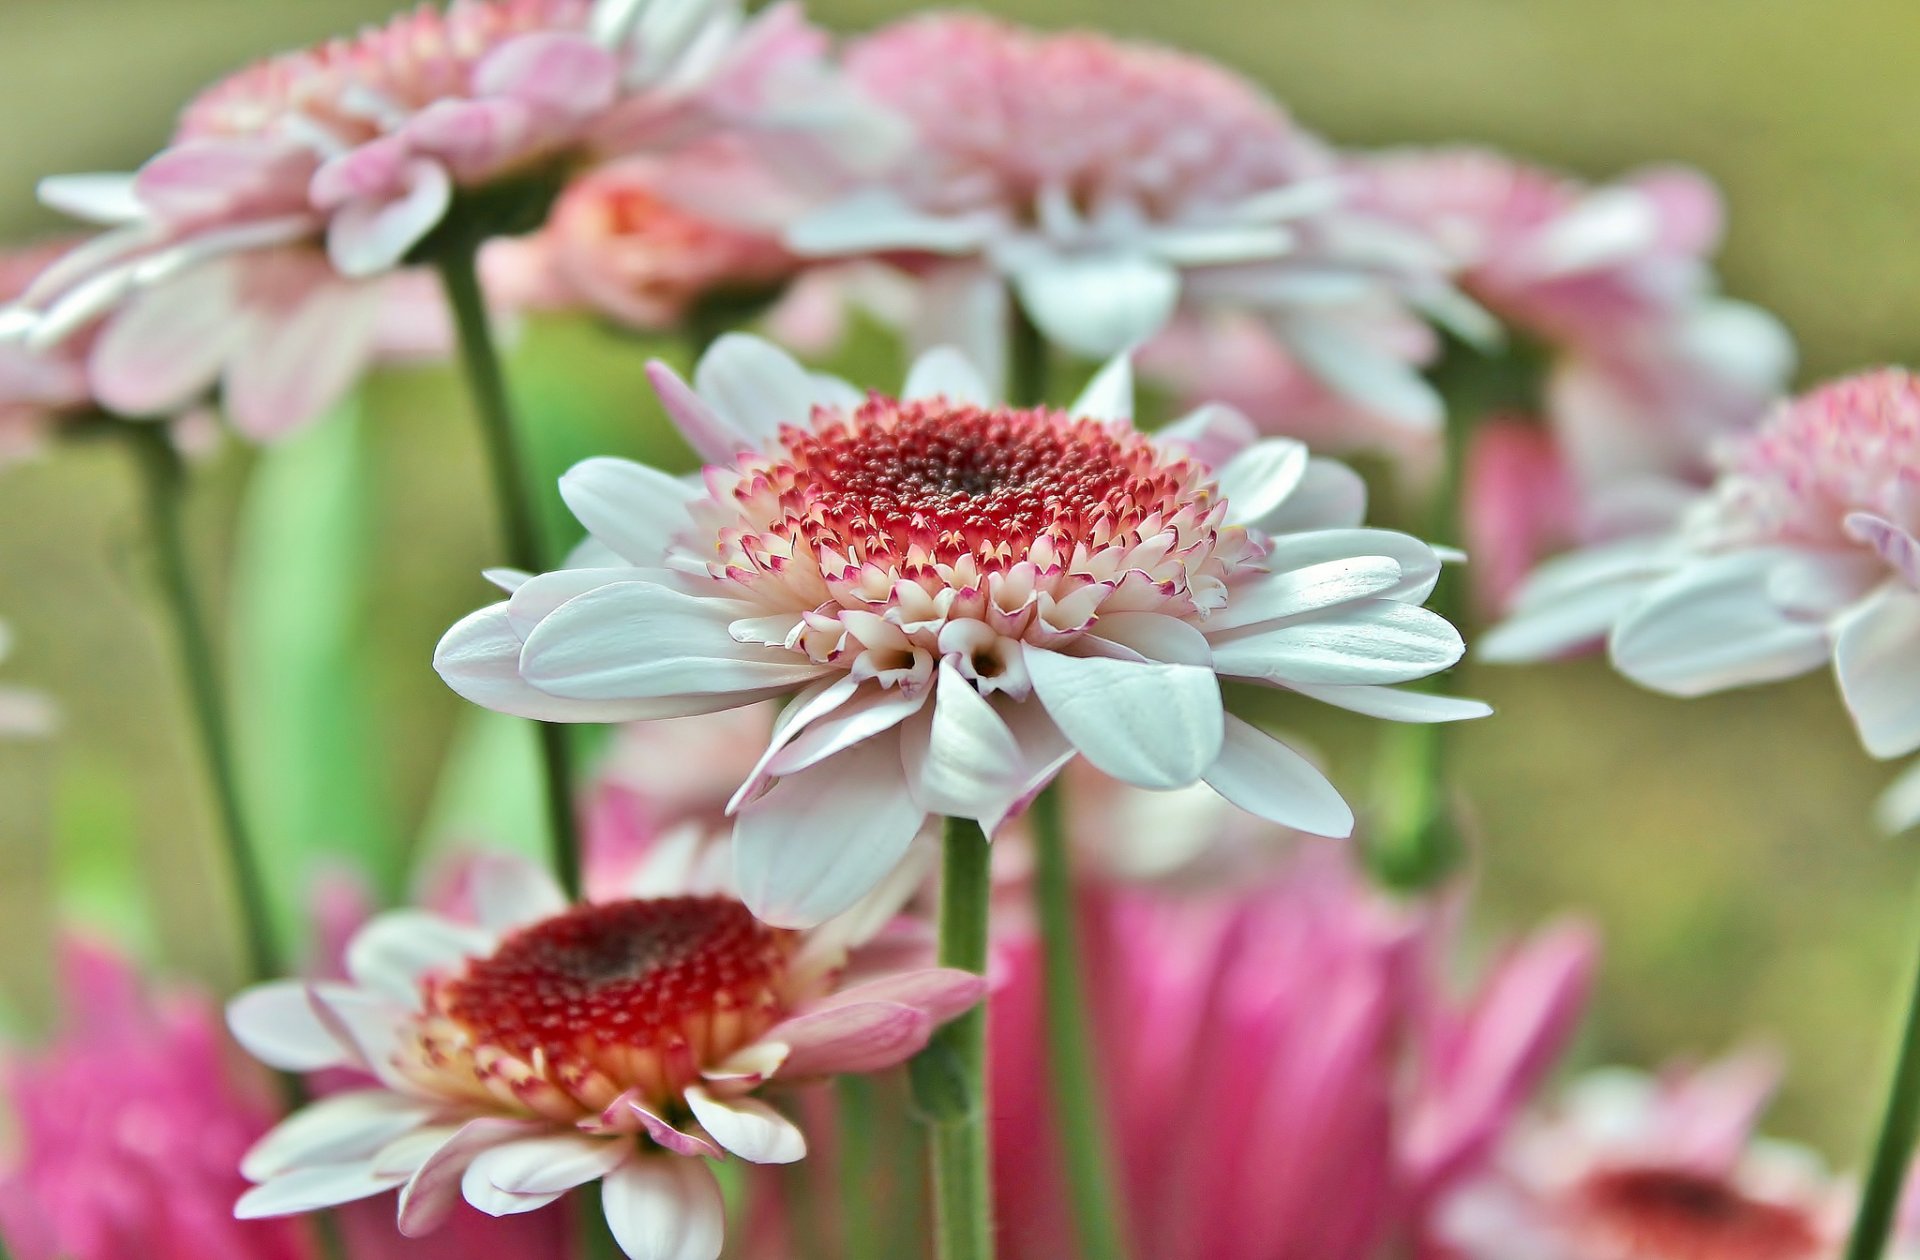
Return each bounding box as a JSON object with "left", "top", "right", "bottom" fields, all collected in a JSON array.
[{"left": 2, "top": 0, "right": 1917, "bottom": 1162}]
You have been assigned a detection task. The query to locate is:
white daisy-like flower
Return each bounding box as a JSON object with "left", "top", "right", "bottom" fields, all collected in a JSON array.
[
  {"left": 227, "top": 846, "right": 977, "bottom": 1260},
  {"left": 1483, "top": 369, "right": 1920, "bottom": 783},
  {"left": 434, "top": 333, "right": 1482, "bottom": 926}
]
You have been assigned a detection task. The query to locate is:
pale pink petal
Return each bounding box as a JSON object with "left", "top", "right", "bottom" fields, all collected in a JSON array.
[
  {"left": 222, "top": 275, "right": 384, "bottom": 439},
  {"left": 646, "top": 359, "right": 752, "bottom": 463},
  {"left": 88, "top": 260, "right": 247, "bottom": 417},
  {"left": 326, "top": 159, "right": 453, "bottom": 278},
  {"left": 601, "top": 1157, "right": 725, "bottom": 1260},
  {"left": 683, "top": 1088, "right": 806, "bottom": 1164},
  {"left": 474, "top": 32, "right": 619, "bottom": 118},
  {"left": 590, "top": 1091, "right": 724, "bottom": 1158},
  {"left": 755, "top": 1001, "right": 931, "bottom": 1079},
  {"left": 468, "top": 850, "right": 570, "bottom": 932},
  {"left": 136, "top": 137, "right": 314, "bottom": 221},
  {"left": 1025, "top": 647, "right": 1223, "bottom": 789}
]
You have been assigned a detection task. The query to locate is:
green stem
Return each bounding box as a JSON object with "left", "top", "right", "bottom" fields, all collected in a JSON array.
[
  {"left": 912, "top": 817, "right": 994, "bottom": 1260},
  {"left": 1846, "top": 903, "right": 1920, "bottom": 1259},
  {"left": 126, "top": 424, "right": 281, "bottom": 984},
  {"left": 837, "top": 1076, "right": 882, "bottom": 1260},
  {"left": 577, "top": 1182, "right": 620, "bottom": 1260},
  {"left": 430, "top": 220, "right": 582, "bottom": 901},
  {"left": 1030, "top": 786, "right": 1130, "bottom": 1260}
]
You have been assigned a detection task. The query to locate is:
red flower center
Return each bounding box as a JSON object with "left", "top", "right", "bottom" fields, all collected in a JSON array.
[
  {"left": 1576, "top": 1166, "right": 1825, "bottom": 1260},
  {"left": 758, "top": 398, "right": 1209, "bottom": 566},
  {"left": 439, "top": 897, "right": 795, "bottom": 1101}
]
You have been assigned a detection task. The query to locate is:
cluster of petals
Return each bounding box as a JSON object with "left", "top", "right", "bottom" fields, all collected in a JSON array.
[
  {"left": 434, "top": 333, "right": 1482, "bottom": 927},
  {"left": 0, "top": 242, "right": 95, "bottom": 463},
  {"left": 787, "top": 12, "right": 1448, "bottom": 425},
  {"left": 226, "top": 844, "right": 978, "bottom": 1260},
  {"left": 989, "top": 844, "right": 1596, "bottom": 1259},
  {"left": 1484, "top": 369, "right": 1920, "bottom": 813},
  {"left": 0, "top": 939, "right": 311, "bottom": 1260},
  {"left": 1441, "top": 1053, "right": 1848, "bottom": 1260},
  {"left": 0, "top": 0, "right": 862, "bottom": 437}
]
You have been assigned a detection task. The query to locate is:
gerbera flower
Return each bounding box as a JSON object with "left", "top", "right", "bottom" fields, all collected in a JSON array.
[
  {"left": 435, "top": 334, "right": 1481, "bottom": 925},
  {"left": 1484, "top": 369, "right": 1920, "bottom": 777},
  {"left": 787, "top": 13, "right": 1443, "bottom": 423},
  {"left": 226, "top": 848, "right": 979, "bottom": 1259},
  {"left": 1440, "top": 1054, "right": 1847, "bottom": 1260},
  {"left": 0, "top": 0, "right": 863, "bottom": 437}
]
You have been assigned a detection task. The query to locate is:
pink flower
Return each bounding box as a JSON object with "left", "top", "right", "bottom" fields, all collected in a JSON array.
[
  {"left": 2, "top": 0, "right": 859, "bottom": 438},
  {"left": 0, "top": 241, "right": 95, "bottom": 462},
  {"left": 0, "top": 939, "right": 313, "bottom": 1260},
  {"left": 790, "top": 13, "right": 1443, "bottom": 420},
  {"left": 226, "top": 846, "right": 979, "bottom": 1260},
  {"left": 1485, "top": 369, "right": 1920, "bottom": 782},
  {"left": 990, "top": 847, "right": 1595, "bottom": 1259},
  {"left": 1440, "top": 1053, "right": 1849, "bottom": 1260},
  {"left": 1461, "top": 417, "right": 1580, "bottom": 615}
]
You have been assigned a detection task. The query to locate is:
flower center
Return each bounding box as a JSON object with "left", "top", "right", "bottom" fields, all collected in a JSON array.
[
  {"left": 430, "top": 897, "right": 796, "bottom": 1113},
  {"left": 1575, "top": 1167, "right": 1825, "bottom": 1260}
]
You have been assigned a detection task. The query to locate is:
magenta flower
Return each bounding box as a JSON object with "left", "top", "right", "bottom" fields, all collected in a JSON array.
[
  {"left": 0, "top": 939, "right": 312, "bottom": 1260},
  {"left": 990, "top": 847, "right": 1595, "bottom": 1259}
]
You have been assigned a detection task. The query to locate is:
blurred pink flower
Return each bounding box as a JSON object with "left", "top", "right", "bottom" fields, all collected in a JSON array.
[
  {"left": 1440, "top": 1053, "right": 1848, "bottom": 1260},
  {"left": 2, "top": 0, "right": 866, "bottom": 438},
  {"left": 0, "top": 242, "right": 94, "bottom": 462},
  {"left": 1461, "top": 417, "right": 1579, "bottom": 614},
  {"left": 990, "top": 848, "right": 1595, "bottom": 1259},
  {"left": 0, "top": 939, "right": 314, "bottom": 1260}
]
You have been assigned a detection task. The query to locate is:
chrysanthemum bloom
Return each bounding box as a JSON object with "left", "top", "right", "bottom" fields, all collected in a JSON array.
[
  {"left": 1441, "top": 1054, "right": 1848, "bottom": 1260},
  {"left": 1484, "top": 369, "right": 1920, "bottom": 773},
  {"left": 990, "top": 846, "right": 1596, "bottom": 1259},
  {"left": 0, "top": 939, "right": 312, "bottom": 1260},
  {"left": 1356, "top": 148, "right": 1793, "bottom": 603},
  {"left": 0, "top": 0, "right": 868, "bottom": 438},
  {"left": 788, "top": 13, "right": 1445, "bottom": 422},
  {"left": 435, "top": 333, "right": 1480, "bottom": 925},
  {"left": 227, "top": 845, "right": 979, "bottom": 1260}
]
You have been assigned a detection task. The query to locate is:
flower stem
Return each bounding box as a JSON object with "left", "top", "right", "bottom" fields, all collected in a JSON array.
[
  {"left": 126, "top": 423, "right": 282, "bottom": 984},
  {"left": 837, "top": 1076, "right": 882, "bottom": 1260},
  {"left": 1009, "top": 304, "right": 1050, "bottom": 409},
  {"left": 1846, "top": 902, "right": 1920, "bottom": 1259},
  {"left": 1030, "top": 785, "right": 1130, "bottom": 1260},
  {"left": 430, "top": 218, "right": 582, "bottom": 901},
  {"left": 912, "top": 816, "right": 995, "bottom": 1260}
]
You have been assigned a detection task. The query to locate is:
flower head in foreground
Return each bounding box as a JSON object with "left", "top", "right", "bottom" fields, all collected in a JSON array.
[
  {"left": 991, "top": 845, "right": 1596, "bottom": 1259},
  {"left": 435, "top": 334, "right": 1483, "bottom": 926},
  {"left": 0, "top": 939, "right": 311, "bottom": 1260},
  {"left": 1441, "top": 1054, "right": 1847, "bottom": 1260},
  {"left": 1484, "top": 369, "right": 1920, "bottom": 778},
  {"left": 0, "top": 0, "right": 861, "bottom": 437},
  {"left": 788, "top": 12, "right": 1445, "bottom": 421},
  {"left": 228, "top": 848, "right": 978, "bottom": 1260}
]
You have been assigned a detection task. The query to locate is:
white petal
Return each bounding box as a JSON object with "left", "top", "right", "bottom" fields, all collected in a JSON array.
[
  {"left": 1287, "top": 682, "right": 1492, "bottom": 723},
  {"left": 435, "top": 603, "right": 719, "bottom": 722},
  {"left": 646, "top": 359, "right": 750, "bottom": 463},
  {"left": 732, "top": 732, "right": 925, "bottom": 929},
  {"left": 1012, "top": 251, "right": 1179, "bottom": 359},
  {"left": 1202, "top": 715, "right": 1353, "bottom": 837},
  {"left": 396, "top": 1116, "right": 544, "bottom": 1236},
  {"left": 461, "top": 1160, "right": 564, "bottom": 1218},
  {"left": 243, "top": 1092, "right": 438, "bottom": 1181},
  {"left": 1068, "top": 353, "right": 1133, "bottom": 422},
  {"left": 1246, "top": 459, "right": 1369, "bottom": 534},
  {"left": 1212, "top": 557, "right": 1406, "bottom": 633},
  {"left": 469, "top": 851, "right": 570, "bottom": 932},
  {"left": 1212, "top": 601, "right": 1464, "bottom": 686},
  {"left": 88, "top": 261, "right": 245, "bottom": 417},
  {"left": 559, "top": 458, "right": 697, "bottom": 566},
  {"left": 346, "top": 912, "right": 492, "bottom": 1003},
  {"left": 1086, "top": 611, "right": 1213, "bottom": 666},
  {"left": 466, "top": 1132, "right": 632, "bottom": 1195},
  {"left": 1024, "top": 648, "right": 1223, "bottom": 789},
  {"left": 601, "top": 1157, "right": 726, "bottom": 1260},
  {"left": 237, "top": 1163, "right": 405, "bottom": 1218},
  {"left": 1480, "top": 546, "right": 1669, "bottom": 663},
  {"left": 900, "top": 662, "right": 1027, "bottom": 817},
  {"left": 787, "top": 189, "right": 997, "bottom": 256},
  {"left": 1276, "top": 315, "right": 1442, "bottom": 431},
  {"left": 222, "top": 275, "right": 384, "bottom": 440},
  {"left": 1155, "top": 402, "right": 1258, "bottom": 468},
  {"left": 1609, "top": 552, "right": 1828, "bottom": 697},
  {"left": 1834, "top": 584, "right": 1920, "bottom": 758},
  {"left": 326, "top": 160, "right": 452, "bottom": 278},
  {"left": 1217, "top": 438, "right": 1311, "bottom": 528},
  {"left": 1878, "top": 759, "right": 1920, "bottom": 834},
  {"left": 38, "top": 172, "right": 144, "bottom": 224},
  {"left": 684, "top": 1088, "right": 806, "bottom": 1164},
  {"left": 694, "top": 334, "right": 842, "bottom": 448},
  {"left": 762, "top": 682, "right": 927, "bottom": 779},
  {"left": 520, "top": 582, "right": 828, "bottom": 701},
  {"left": 228, "top": 981, "right": 354, "bottom": 1071},
  {"left": 902, "top": 346, "right": 991, "bottom": 406}
]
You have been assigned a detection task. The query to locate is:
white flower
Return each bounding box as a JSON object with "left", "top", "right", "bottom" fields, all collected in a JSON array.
[{"left": 434, "top": 334, "right": 1481, "bottom": 926}]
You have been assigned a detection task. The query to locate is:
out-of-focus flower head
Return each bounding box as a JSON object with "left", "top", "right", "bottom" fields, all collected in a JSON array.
[
  {"left": 0, "top": 939, "right": 313, "bottom": 1260},
  {"left": 1441, "top": 1053, "right": 1848, "bottom": 1260},
  {"left": 435, "top": 333, "right": 1485, "bottom": 928},
  {"left": 1485, "top": 369, "right": 1920, "bottom": 797},
  {"left": 1355, "top": 147, "right": 1794, "bottom": 611},
  {"left": 0, "top": 0, "right": 878, "bottom": 439},
  {"left": 991, "top": 844, "right": 1596, "bottom": 1259},
  {"left": 227, "top": 841, "right": 976, "bottom": 1259},
  {"left": 0, "top": 242, "right": 96, "bottom": 464},
  {"left": 486, "top": 142, "right": 798, "bottom": 331},
  {"left": 789, "top": 13, "right": 1447, "bottom": 423}
]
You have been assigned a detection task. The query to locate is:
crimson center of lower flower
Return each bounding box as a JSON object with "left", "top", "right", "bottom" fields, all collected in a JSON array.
[
  {"left": 440, "top": 898, "right": 796, "bottom": 1104},
  {"left": 771, "top": 398, "right": 1197, "bottom": 565},
  {"left": 1577, "top": 1167, "right": 1824, "bottom": 1260}
]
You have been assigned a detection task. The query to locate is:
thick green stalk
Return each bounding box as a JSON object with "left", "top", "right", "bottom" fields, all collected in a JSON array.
[
  {"left": 1030, "top": 786, "right": 1130, "bottom": 1260},
  {"left": 127, "top": 424, "right": 282, "bottom": 984},
  {"left": 1846, "top": 903, "right": 1920, "bottom": 1259},
  {"left": 911, "top": 817, "right": 995, "bottom": 1260},
  {"left": 837, "top": 1076, "right": 883, "bottom": 1260},
  {"left": 430, "top": 220, "right": 582, "bottom": 901}
]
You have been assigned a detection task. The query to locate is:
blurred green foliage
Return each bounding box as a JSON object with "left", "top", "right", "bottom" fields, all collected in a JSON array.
[{"left": 0, "top": 0, "right": 1917, "bottom": 1163}]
